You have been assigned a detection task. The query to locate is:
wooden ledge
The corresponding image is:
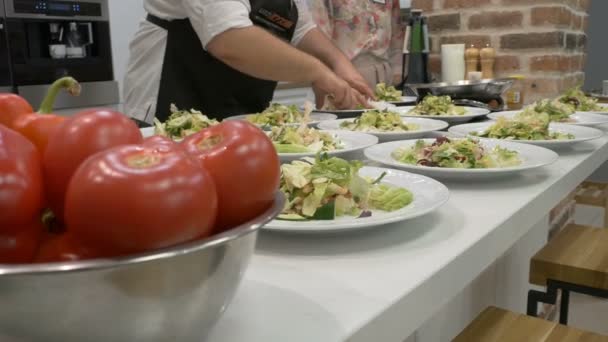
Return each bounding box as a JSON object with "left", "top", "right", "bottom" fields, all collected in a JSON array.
[
  {"left": 530, "top": 224, "right": 608, "bottom": 290},
  {"left": 454, "top": 306, "right": 608, "bottom": 341},
  {"left": 576, "top": 181, "right": 608, "bottom": 207}
]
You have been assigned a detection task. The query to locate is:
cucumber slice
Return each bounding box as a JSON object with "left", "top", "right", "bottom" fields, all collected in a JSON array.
[
  {"left": 277, "top": 214, "right": 307, "bottom": 221},
  {"left": 311, "top": 201, "right": 336, "bottom": 220}
]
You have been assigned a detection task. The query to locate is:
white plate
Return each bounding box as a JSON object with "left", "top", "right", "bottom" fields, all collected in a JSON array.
[
  {"left": 364, "top": 139, "right": 559, "bottom": 180},
  {"left": 448, "top": 122, "right": 604, "bottom": 148},
  {"left": 396, "top": 106, "right": 491, "bottom": 123},
  {"left": 225, "top": 113, "right": 337, "bottom": 130},
  {"left": 275, "top": 130, "right": 379, "bottom": 163},
  {"left": 264, "top": 166, "right": 449, "bottom": 233},
  {"left": 487, "top": 110, "right": 608, "bottom": 127},
  {"left": 312, "top": 108, "right": 366, "bottom": 117},
  {"left": 317, "top": 117, "right": 449, "bottom": 142},
  {"left": 586, "top": 104, "right": 608, "bottom": 114},
  {"left": 388, "top": 96, "right": 418, "bottom": 104}
]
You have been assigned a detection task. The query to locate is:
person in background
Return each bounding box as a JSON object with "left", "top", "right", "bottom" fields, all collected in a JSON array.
[
  {"left": 124, "top": 0, "right": 374, "bottom": 123},
  {"left": 307, "top": 0, "right": 406, "bottom": 89}
]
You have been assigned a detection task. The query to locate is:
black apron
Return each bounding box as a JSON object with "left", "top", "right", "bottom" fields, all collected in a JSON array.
[{"left": 149, "top": 0, "right": 299, "bottom": 121}]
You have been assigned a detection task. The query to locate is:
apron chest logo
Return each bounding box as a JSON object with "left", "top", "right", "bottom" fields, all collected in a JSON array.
[{"left": 258, "top": 8, "right": 294, "bottom": 29}]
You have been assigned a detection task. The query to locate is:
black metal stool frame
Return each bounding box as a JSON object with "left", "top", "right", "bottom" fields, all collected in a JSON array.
[{"left": 527, "top": 279, "right": 608, "bottom": 325}]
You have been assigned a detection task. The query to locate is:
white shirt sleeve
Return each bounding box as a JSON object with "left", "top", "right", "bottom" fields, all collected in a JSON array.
[
  {"left": 292, "top": 0, "right": 317, "bottom": 45},
  {"left": 181, "top": 0, "right": 254, "bottom": 49}
]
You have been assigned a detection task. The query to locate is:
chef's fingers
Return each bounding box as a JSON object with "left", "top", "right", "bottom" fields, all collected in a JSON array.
[
  {"left": 351, "top": 80, "right": 375, "bottom": 100},
  {"left": 333, "top": 87, "right": 353, "bottom": 109},
  {"left": 352, "top": 89, "right": 370, "bottom": 109}
]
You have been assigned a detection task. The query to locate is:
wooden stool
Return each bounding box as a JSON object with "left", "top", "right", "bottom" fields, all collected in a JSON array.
[
  {"left": 454, "top": 306, "right": 608, "bottom": 341},
  {"left": 527, "top": 224, "right": 608, "bottom": 325},
  {"left": 575, "top": 181, "right": 608, "bottom": 228}
]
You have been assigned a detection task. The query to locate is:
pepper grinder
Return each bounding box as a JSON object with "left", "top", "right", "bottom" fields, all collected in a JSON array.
[
  {"left": 480, "top": 45, "right": 496, "bottom": 80},
  {"left": 465, "top": 46, "right": 480, "bottom": 80}
]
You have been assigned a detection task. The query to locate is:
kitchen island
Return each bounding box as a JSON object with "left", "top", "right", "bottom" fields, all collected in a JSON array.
[{"left": 207, "top": 131, "right": 608, "bottom": 342}]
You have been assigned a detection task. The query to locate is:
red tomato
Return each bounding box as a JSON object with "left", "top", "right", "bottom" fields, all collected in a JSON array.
[
  {"left": 65, "top": 138, "right": 218, "bottom": 254},
  {"left": 182, "top": 120, "right": 279, "bottom": 230},
  {"left": 0, "top": 125, "right": 44, "bottom": 231},
  {"left": 35, "top": 233, "right": 97, "bottom": 263},
  {"left": 144, "top": 135, "right": 182, "bottom": 149},
  {"left": 12, "top": 114, "right": 65, "bottom": 155},
  {"left": 0, "top": 93, "right": 33, "bottom": 128},
  {"left": 43, "top": 109, "right": 143, "bottom": 221},
  {"left": 0, "top": 221, "right": 43, "bottom": 264}
]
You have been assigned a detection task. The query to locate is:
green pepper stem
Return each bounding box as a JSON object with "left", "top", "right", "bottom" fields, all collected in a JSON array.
[{"left": 38, "top": 77, "right": 81, "bottom": 114}]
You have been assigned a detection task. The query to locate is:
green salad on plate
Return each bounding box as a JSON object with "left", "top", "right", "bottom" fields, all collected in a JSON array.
[
  {"left": 269, "top": 125, "right": 343, "bottom": 153},
  {"left": 375, "top": 83, "right": 402, "bottom": 102},
  {"left": 247, "top": 103, "right": 307, "bottom": 127},
  {"left": 340, "top": 110, "right": 418, "bottom": 132},
  {"left": 154, "top": 105, "right": 219, "bottom": 140},
  {"left": 518, "top": 99, "right": 575, "bottom": 122},
  {"left": 278, "top": 155, "right": 414, "bottom": 220},
  {"left": 392, "top": 137, "right": 521, "bottom": 169},
  {"left": 408, "top": 95, "right": 467, "bottom": 116},
  {"left": 473, "top": 113, "right": 574, "bottom": 141},
  {"left": 558, "top": 86, "right": 608, "bottom": 112}
]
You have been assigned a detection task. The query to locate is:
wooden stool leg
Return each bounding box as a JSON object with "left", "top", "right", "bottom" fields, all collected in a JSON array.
[
  {"left": 559, "top": 289, "right": 570, "bottom": 325},
  {"left": 527, "top": 289, "right": 539, "bottom": 317}
]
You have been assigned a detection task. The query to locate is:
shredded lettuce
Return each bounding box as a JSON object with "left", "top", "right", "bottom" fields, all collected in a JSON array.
[
  {"left": 558, "top": 86, "right": 607, "bottom": 112},
  {"left": 247, "top": 103, "right": 307, "bottom": 127},
  {"left": 278, "top": 155, "right": 413, "bottom": 220},
  {"left": 269, "top": 126, "right": 343, "bottom": 153},
  {"left": 369, "top": 184, "right": 413, "bottom": 211},
  {"left": 473, "top": 114, "right": 574, "bottom": 141},
  {"left": 340, "top": 110, "right": 418, "bottom": 132},
  {"left": 392, "top": 137, "right": 522, "bottom": 169},
  {"left": 519, "top": 99, "right": 575, "bottom": 122},
  {"left": 375, "top": 83, "right": 402, "bottom": 102},
  {"left": 408, "top": 95, "right": 467, "bottom": 116},
  {"left": 154, "top": 104, "right": 218, "bottom": 140}
]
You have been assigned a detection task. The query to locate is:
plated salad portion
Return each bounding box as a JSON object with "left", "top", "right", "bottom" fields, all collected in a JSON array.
[
  {"left": 247, "top": 103, "right": 307, "bottom": 126},
  {"left": 518, "top": 99, "right": 575, "bottom": 122},
  {"left": 375, "top": 83, "right": 402, "bottom": 102},
  {"left": 340, "top": 110, "right": 419, "bottom": 132},
  {"left": 558, "top": 86, "right": 608, "bottom": 112},
  {"left": 391, "top": 137, "right": 521, "bottom": 169},
  {"left": 472, "top": 114, "right": 574, "bottom": 141},
  {"left": 408, "top": 95, "right": 467, "bottom": 116},
  {"left": 269, "top": 125, "right": 343, "bottom": 153},
  {"left": 279, "top": 155, "right": 414, "bottom": 220},
  {"left": 154, "top": 105, "right": 219, "bottom": 140}
]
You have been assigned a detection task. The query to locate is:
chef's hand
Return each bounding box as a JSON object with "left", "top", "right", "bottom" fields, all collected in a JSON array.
[
  {"left": 333, "top": 63, "right": 376, "bottom": 100},
  {"left": 312, "top": 72, "right": 368, "bottom": 110}
]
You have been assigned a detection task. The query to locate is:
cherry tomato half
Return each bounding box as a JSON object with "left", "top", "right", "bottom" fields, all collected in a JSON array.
[
  {"left": 65, "top": 137, "right": 218, "bottom": 254},
  {"left": 182, "top": 120, "right": 280, "bottom": 231},
  {"left": 43, "top": 109, "right": 143, "bottom": 222}
]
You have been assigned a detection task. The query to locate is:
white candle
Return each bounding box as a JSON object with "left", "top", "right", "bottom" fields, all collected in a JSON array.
[{"left": 441, "top": 44, "right": 465, "bottom": 83}]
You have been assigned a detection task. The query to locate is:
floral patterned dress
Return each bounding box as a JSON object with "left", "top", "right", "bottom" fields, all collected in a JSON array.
[{"left": 307, "top": 0, "right": 406, "bottom": 81}]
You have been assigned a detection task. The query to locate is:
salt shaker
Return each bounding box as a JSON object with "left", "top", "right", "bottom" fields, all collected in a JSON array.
[{"left": 480, "top": 45, "right": 496, "bottom": 80}]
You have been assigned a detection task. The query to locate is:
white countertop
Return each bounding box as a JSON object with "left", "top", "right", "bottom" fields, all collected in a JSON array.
[{"left": 207, "top": 131, "right": 608, "bottom": 342}]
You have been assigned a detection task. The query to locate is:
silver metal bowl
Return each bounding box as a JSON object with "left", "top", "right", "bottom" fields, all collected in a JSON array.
[
  {"left": 0, "top": 193, "right": 285, "bottom": 342},
  {"left": 407, "top": 78, "right": 515, "bottom": 101}
]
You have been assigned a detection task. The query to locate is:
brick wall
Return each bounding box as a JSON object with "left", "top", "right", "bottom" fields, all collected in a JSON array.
[{"left": 413, "top": 0, "right": 590, "bottom": 103}]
